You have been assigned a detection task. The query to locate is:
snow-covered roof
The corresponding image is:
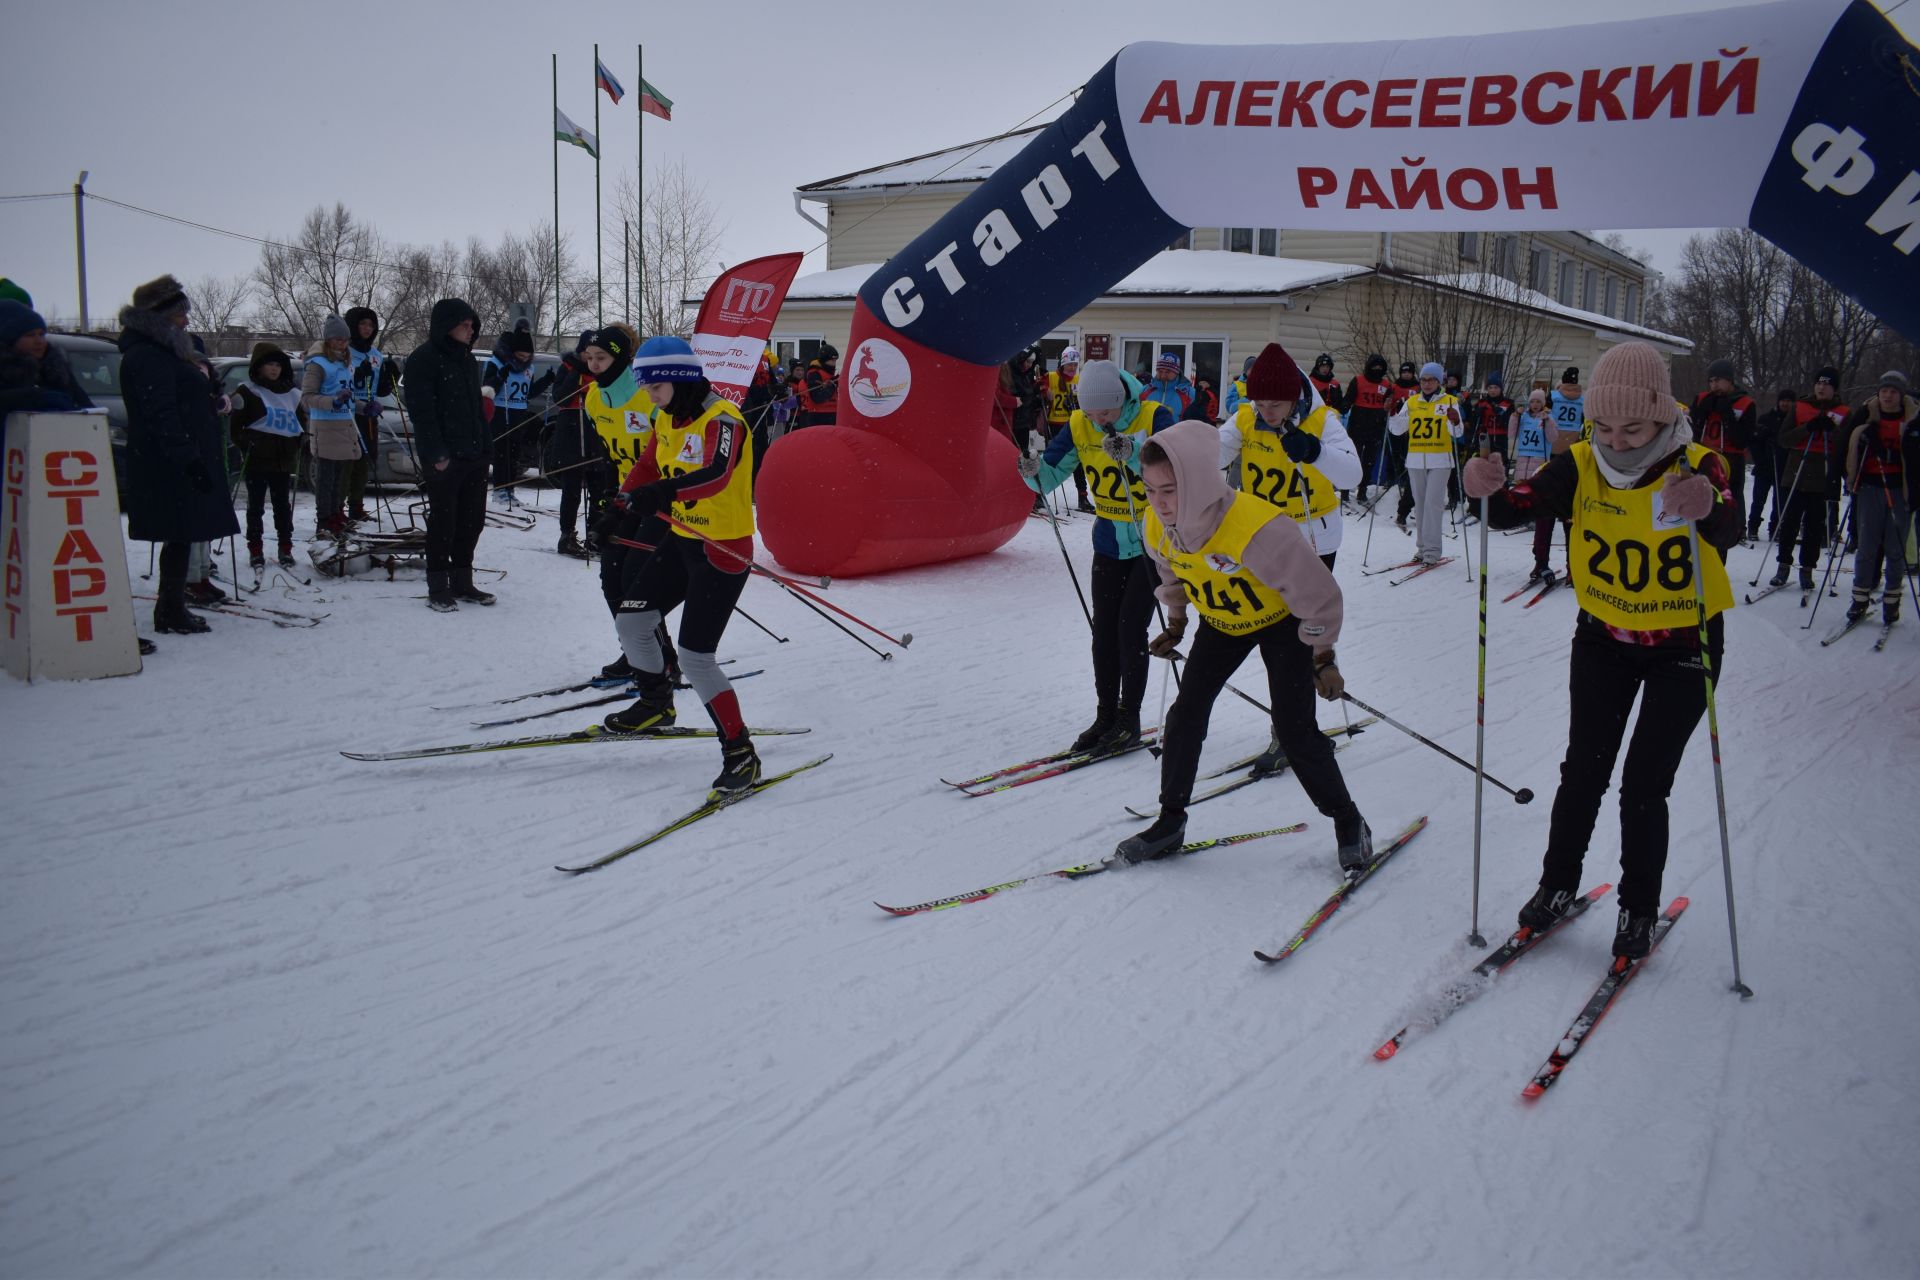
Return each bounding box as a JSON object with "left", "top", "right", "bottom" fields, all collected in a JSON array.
[
  {"left": 783, "top": 251, "right": 1366, "bottom": 302},
  {"left": 1423, "top": 272, "right": 1691, "bottom": 349},
  {"left": 798, "top": 126, "right": 1047, "bottom": 193}
]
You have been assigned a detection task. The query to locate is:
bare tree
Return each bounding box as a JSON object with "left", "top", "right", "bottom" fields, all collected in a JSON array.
[
  {"left": 251, "top": 203, "right": 390, "bottom": 344},
  {"left": 610, "top": 161, "right": 729, "bottom": 337},
  {"left": 1347, "top": 235, "right": 1559, "bottom": 390},
  {"left": 188, "top": 272, "right": 253, "bottom": 355},
  {"left": 458, "top": 222, "right": 595, "bottom": 348}
]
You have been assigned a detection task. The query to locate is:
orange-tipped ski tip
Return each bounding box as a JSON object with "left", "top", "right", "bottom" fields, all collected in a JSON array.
[{"left": 1374, "top": 1041, "right": 1399, "bottom": 1060}]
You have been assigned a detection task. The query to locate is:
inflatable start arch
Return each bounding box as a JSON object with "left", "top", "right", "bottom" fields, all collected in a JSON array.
[{"left": 757, "top": 0, "right": 1920, "bottom": 577}]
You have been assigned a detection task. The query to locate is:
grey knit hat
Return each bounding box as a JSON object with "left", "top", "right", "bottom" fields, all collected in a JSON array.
[
  {"left": 322, "top": 313, "right": 351, "bottom": 342},
  {"left": 1879, "top": 370, "right": 1909, "bottom": 392},
  {"left": 1075, "top": 360, "right": 1127, "bottom": 412}
]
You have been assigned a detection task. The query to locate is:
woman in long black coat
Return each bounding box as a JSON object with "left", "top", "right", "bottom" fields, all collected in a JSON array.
[{"left": 117, "top": 275, "right": 239, "bottom": 633}]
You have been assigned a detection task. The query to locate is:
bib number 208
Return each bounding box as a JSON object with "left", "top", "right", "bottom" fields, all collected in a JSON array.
[{"left": 1581, "top": 529, "right": 1692, "bottom": 592}]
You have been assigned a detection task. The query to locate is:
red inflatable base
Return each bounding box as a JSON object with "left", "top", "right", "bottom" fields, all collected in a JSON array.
[
  {"left": 757, "top": 427, "right": 1032, "bottom": 577},
  {"left": 755, "top": 299, "right": 1035, "bottom": 577}
]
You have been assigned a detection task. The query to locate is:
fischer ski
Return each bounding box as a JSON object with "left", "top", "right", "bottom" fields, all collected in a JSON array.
[
  {"left": 1521, "top": 897, "right": 1688, "bottom": 1099},
  {"left": 1874, "top": 619, "right": 1897, "bottom": 651},
  {"left": 875, "top": 824, "right": 1307, "bottom": 916},
  {"left": 1742, "top": 582, "right": 1788, "bottom": 605},
  {"left": 1363, "top": 557, "right": 1423, "bottom": 577},
  {"left": 341, "top": 723, "right": 810, "bottom": 762},
  {"left": 555, "top": 754, "right": 833, "bottom": 875},
  {"left": 1372, "top": 883, "right": 1612, "bottom": 1060},
  {"left": 1522, "top": 572, "right": 1564, "bottom": 608},
  {"left": 941, "top": 729, "right": 1162, "bottom": 790},
  {"left": 956, "top": 734, "right": 1161, "bottom": 797},
  {"left": 1127, "top": 738, "right": 1358, "bottom": 819},
  {"left": 437, "top": 662, "right": 739, "bottom": 711},
  {"left": 1199, "top": 716, "right": 1378, "bottom": 781},
  {"left": 1390, "top": 558, "right": 1455, "bottom": 586},
  {"left": 1253, "top": 816, "right": 1429, "bottom": 965},
  {"left": 472, "top": 670, "right": 765, "bottom": 728}
]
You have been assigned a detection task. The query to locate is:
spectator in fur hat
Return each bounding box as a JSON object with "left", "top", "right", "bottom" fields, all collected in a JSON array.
[{"left": 117, "top": 274, "right": 239, "bottom": 634}]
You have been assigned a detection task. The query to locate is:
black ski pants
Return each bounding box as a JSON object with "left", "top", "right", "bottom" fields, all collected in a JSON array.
[
  {"left": 1090, "top": 551, "right": 1157, "bottom": 713},
  {"left": 561, "top": 458, "right": 614, "bottom": 542},
  {"left": 244, "top": 470, "right": 293, "bottom": 549},
  {"left": 1776, "top": 489, "right": 1828, "bottom": 568},
  {"left": 617, "top": 527, "right": 747, "bottom": 654},
  {"left": 1156, "top": 615, "right": 1354, "bottom": 818},
  {"left": 1540, "top": 624, "right": 1723, "bottom": 917},
  {"left": 423, "top": 455, "right": 488, "bottom": 573}
]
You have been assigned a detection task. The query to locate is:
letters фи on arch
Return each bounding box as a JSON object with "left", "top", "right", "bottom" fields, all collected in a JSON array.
[{"left": 754, "top": 0, "right": 1920, "bottom": 579}]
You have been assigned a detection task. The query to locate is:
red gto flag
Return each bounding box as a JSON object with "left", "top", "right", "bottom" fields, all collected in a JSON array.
[{"left": 689, "top": 253, "right": 805, "bottom": 405}]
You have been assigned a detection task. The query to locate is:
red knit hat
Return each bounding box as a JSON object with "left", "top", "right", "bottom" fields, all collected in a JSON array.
[{"left": 1245, "top": 342, "right": 1304, "bottom": 400}]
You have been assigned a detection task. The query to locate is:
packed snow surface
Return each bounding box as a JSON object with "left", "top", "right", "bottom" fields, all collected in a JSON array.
[{"left": 4, "top": 490, "right": 1917, "bottom": 1278}]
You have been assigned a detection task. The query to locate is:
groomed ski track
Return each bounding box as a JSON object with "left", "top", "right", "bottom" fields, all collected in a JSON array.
[{"left": 1, "top": 491, "right": 1914, "bottom": 1278}]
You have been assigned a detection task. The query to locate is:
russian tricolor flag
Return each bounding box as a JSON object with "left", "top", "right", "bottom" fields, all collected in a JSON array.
[{"left": 595, "top": 56, "right": 624, "bottom": 105}]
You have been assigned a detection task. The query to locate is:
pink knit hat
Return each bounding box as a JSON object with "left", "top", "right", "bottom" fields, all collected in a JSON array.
[{"left": 1584, "top": 341, "right": 1677, "bottom": 426}]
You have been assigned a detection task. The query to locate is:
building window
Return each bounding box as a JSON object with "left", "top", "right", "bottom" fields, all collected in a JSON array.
[
  {"left": 1557, "top": 260, "right": 1574, "bottom": 305},
  {"left": 1581, "top": 268, "right": 1597, "bottom": 312},
  {"left": 1604, "top": 276, "right": 1619, "bottom": 317},
  {"left": 1458, "top": 231, "right": 1481, "bottom": 261},
  {"left": 1625, "top": 284, "right": 1642, "bottom": 325},
  {"left": 1530, "top": 249, "right": 1551, "bottom": 293},
  {"left": 1258, "top": 228, "right": 1278, "bottom": 257},
  {"left": 1494, "top": 236, "right": 1518, "bottom": 278},
  {"left": 1227, "top": 227, "right": 1254, "bottom": 254}
]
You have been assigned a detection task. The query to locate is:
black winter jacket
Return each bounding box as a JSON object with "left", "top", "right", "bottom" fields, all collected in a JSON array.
[
  {"left": 117, "top": 310, "right": 240, "bottom": 544},
  {"left": 404, "top": 299, "right": 486, "bottom": 465}
]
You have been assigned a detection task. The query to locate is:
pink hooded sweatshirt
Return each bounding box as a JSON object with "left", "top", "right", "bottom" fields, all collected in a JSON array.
[{"left": 1143, "top": 420, "right": 1344, "bottom": 651}]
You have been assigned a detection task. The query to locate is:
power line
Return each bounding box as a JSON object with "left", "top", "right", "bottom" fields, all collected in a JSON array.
[{"left": 0, "top": 192, "right": 68, "bottom": 203}]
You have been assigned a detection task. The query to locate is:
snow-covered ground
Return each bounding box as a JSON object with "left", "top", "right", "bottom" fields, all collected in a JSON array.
[{"left": 4, "top": 487, "right": 1917, "bottom": 1278}]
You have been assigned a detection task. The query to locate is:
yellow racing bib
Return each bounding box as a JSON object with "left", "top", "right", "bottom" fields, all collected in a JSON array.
[
  {"left": 652, "top": 399, "right": 755, "bottom": 540},
  {"left": 1068, "top": 402, "right": 1156, "bottom": 523},
  {"left": 1236, "top": 403, "right": 1338, "bottom": 520},
  {"left": 586, "top": 380, "right": 656, "bottom": 484},
  {"left": 1568, "top": 442, "right": 1734, "bottom": 629},
  {"left": 1145, "top": 491, "right": 1292, "bottom": 635},
  {"left": 1404, "top": 393, "right": 1458, "bottom": 456}
]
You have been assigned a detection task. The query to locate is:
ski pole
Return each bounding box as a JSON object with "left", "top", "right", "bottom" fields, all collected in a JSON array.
[
  {"left": 1749, "top": 445, "right": 1810, "bottom": 587},
  {"left": 733, "top": 604, "right": 788, "bottom": 645},
  {"left": 1340, "top": 692, "right": 1534, "bottom": 803},
  {"left": 1802, "top": 488, "right": 1855, "bottom": 630},
  {"left": 1113, "top": 427, "right": 1179, "bottom": 694},
  {"left": 655, "top": 512, "right": 910, "bottom": 650},
  {"left": 1469, "top": 454, "right": 1492, "bottom": 947},
  {"left": 1039, "top": 485, "right": 1093, "bottom": 629},
  {"left": 1677, "top": 457, "right": 1752, "bottom": 998}
]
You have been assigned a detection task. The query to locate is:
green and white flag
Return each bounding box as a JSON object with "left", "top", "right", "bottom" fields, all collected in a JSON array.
[{"left": 554, "top": 107, "right": 598, "bottom": 158}]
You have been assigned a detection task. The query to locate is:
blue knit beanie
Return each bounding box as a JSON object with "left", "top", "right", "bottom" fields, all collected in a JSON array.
[
  {"left": 634, "top": 335, "right": 704, "bottom": 383},
  {"left": 0, "top": 300, "right": 46, "bottom": 348},
  {"left": 1419, "top": 361, "right": 1445, "bottom": 381}
]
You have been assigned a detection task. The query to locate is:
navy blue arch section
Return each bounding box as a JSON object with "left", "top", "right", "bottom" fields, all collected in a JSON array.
[
  {"left": 856, "top": 58, "right": 1186, "bottom": 367},
  {"left": 1751, "top": 0, "right": 1920, "bottom": 341}
]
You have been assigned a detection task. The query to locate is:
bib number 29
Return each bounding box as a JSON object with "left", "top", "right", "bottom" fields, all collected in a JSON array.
[{"left": 1581, "top": 529, "right": 1692, "bottom": 592}]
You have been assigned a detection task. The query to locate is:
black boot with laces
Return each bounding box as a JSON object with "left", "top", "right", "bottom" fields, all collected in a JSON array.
[
  {"left": 1070, "top": 705, "right": 1115, "bottom": 754},
  {"left": 1518, "top": 885, "right": 1577, "bottom": 933},
  {"left": 711, "top": 735, "right": 761, "bottom": 797},
  {"left": 1113, "top": 809, "right": 1187, "bottom": 865}
]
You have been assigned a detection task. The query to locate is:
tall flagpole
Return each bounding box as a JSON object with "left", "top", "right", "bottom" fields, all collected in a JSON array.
[
  {"left": 552, "top": 53, "right": 562, "bottom": 353},
  {"left": 593, "top": 43, "right": 604, "bottom": 327},
  {"left": 645, "top": 41, "right": 652, "bottom": 335}
]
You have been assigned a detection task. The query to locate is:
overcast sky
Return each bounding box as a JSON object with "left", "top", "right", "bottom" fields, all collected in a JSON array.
[{"left": 2, "top": 0, "right": 1908, "bottom": 327}]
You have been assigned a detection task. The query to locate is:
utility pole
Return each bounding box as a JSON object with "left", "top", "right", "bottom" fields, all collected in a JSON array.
[{"left": 74, "top": 170, "right": 90, "bottom": 331}]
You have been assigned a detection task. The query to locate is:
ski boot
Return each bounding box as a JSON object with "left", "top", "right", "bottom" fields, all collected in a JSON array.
[
  {"left": 1076, "top": 495, "right": 1096, "bottom": 515},
  {"left": 248, "top": 546, "right": 266, "bottom": 572},
  {"left": 711, "top": 734, "right": 762, "bottom": 797},
  {"left": 451, "top": 569, "right": 496, "bottom": 606},
  {"left": 600, "top": 654, "right": 634, "bottom": 681},
  {"left": 557, "top": 533, "right": 590, "bottom": 560},
  {"left": 1518, "top": 885, "right": 1578, "bottom": 933},
  {"left": 1768, "top": 563, "right": 1790, "bottom": 588},
  {"left": 1335, "top": 807, "right": 1373, "bottom": 877},
  {"left": 1113, "top": 809, "right": 1187, "bottom": 865},
  {"left": 1612, "top": 908, "right": 1658, "bottom": 960},
  {"left": 1846, "top": 595, "right": 1870, "bottom": 624},
  {"left": 426, "top": 570, "right": 458, "bottom": 613},
  {"left": 1093, "top": 706, "right": 1142, "bottom": 754},
  {"left": 603, "top": 674, "right": 676, "bottom": 734},
  {"left": 278, "top": 542, "right": 296, "bottom": 569},
  {"left": 1249, "top": 734, "right": 1289, "bottom": 777},
  {"left": 1886, "top": 598, "right": 1903, "bottom": 626},
  {"left": 153, "top": 587, "right": 211, "bottom": 635},
  {"left": 1799, "top": 565, "right": 1816, "bottom": 592},
  {"left": 184, "top": 579, "right": 228, "bottom": 606},
  {"left": 1069, "top": 705, "right": 1116, "bottom": 754},
  {"left": 1526, "top": 563, "right": 1547, "bottom": 584}
]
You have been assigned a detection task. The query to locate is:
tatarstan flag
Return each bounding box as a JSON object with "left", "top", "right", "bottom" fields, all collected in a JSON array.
[{"left": 640, "top": 78, "right": 673, "bottom": 121}]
